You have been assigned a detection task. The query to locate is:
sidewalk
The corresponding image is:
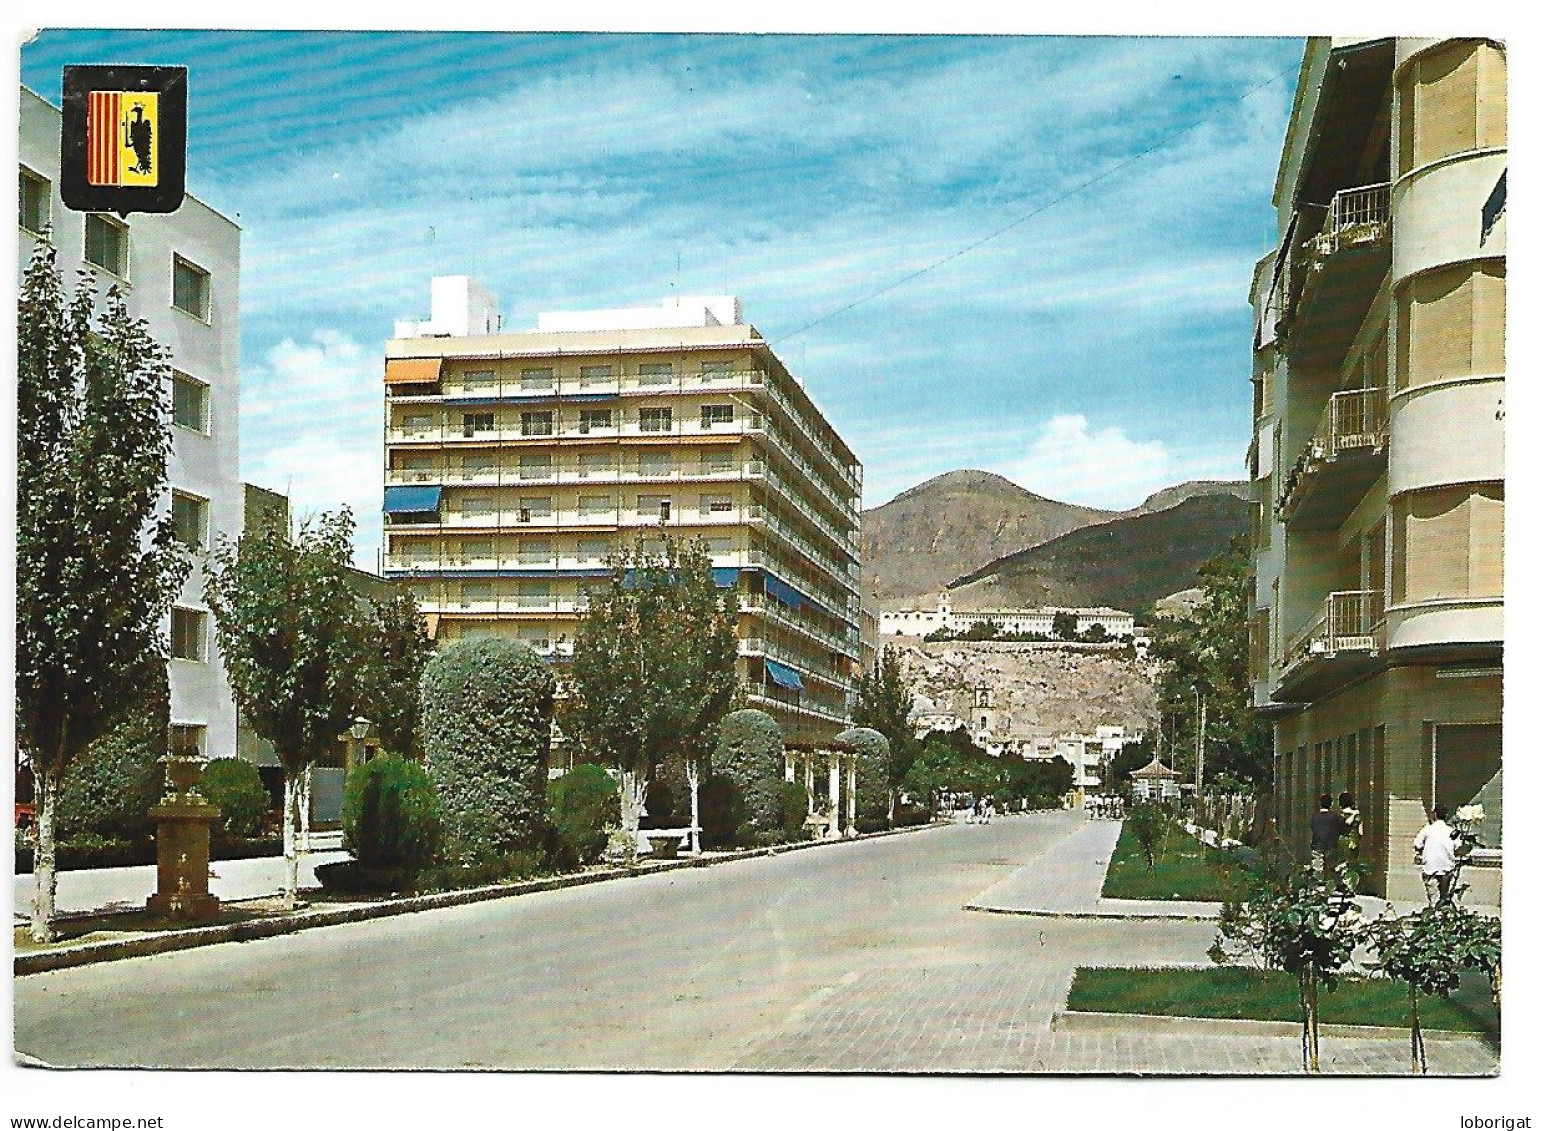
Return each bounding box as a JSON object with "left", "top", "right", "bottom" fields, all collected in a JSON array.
[
  {"left": 965, "top": 817, "right": 1222, "bottom": 919},
  {"left": 14, "top": 841, "right": 348, "bottom": 922}
]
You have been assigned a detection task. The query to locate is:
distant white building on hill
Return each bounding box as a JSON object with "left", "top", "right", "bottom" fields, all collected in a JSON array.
[{"left": 880, "top": 591, "right": 1135, "bottom": 639}]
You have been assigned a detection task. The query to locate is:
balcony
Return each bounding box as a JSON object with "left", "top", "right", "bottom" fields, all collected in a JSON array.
[
  {"left": 1281, "top": 182, "right": 1391, "bottom": 369},
  {"left": 1275, "top": 387, "right": 1388, "bottom": 529},
  {"left": 1274, "top": 589, "right": 1385, "bottom": 702}
]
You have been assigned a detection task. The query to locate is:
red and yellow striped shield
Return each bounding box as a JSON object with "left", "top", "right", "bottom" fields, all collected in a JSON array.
[{"left": 86, "top": 90, "right": 159, "bottom": 188}]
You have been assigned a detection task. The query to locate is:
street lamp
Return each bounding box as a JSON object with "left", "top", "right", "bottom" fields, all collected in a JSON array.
[{"left": 350, "top": 717, "right": 371, "bottom": 742}]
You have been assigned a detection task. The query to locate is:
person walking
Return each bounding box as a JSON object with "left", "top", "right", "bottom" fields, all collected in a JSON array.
[
  {"left": 1309, "top": 794, "right": 1344, "bottom": 876},
  {"left": 1413, "top": 805, "right": 1461, "bottom": 906}
]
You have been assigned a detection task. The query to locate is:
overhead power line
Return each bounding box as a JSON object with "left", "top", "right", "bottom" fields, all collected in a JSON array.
[{"left": 771, "top": 62, "right": 1297, "bottom": 346}]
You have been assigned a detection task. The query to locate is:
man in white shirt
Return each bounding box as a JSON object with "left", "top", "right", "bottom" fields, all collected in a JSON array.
[{"left": 1412, "top": 805, "right": 1461, "bottom": 906}]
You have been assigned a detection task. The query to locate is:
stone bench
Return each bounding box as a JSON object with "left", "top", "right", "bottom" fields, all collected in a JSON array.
[{"left": 636, "top": 827, "right": 700, "bottom": 859}]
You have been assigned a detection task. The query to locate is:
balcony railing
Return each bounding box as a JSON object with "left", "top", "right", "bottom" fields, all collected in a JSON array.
[
  {"left": 1304, "top": 182, "right": 1390, "bottom": 264},
  {"left": 1281, "top": 590, "right": 1385, "bottom": 674},
  {"left": 1275, "top": 388, "right": 1388, "bottom": 519}
]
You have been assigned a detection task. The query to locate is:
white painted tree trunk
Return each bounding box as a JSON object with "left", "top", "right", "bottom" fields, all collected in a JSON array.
[
  {"left": 282, "top": 772, "right": 300, "bottom": 911},
  {"left": 618, "top": 767, "right": 647, "bottom": 836},
  {"left": 298, "top": 765, "right": 312, "bottom": 853},
  {"left": 686, "top": 757, "right": 701, "bottom": 855},
  {"left": 29, "top": 770, "right": 60, "bottom": 943}
]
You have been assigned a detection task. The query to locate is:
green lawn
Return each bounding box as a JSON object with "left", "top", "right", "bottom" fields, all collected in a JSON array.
[
  {"left": 1100, "top": 819, "right": 1249, "bottom": 901},
  {"left": 1067, "top": 966, "right": 1498, "bottom": 1036}
]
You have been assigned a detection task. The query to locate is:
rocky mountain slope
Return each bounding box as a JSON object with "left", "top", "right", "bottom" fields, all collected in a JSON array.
[
  {"left": 860, "top": 470, "right": 1113, "bottom": 603},
  {"left": 946, "top": 493, "right": 1251, "bottom": 616}
]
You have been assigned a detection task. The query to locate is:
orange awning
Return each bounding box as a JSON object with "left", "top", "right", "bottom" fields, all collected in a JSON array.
[{"left": 385, "top": 358, "right": 443, "bottom": 385}]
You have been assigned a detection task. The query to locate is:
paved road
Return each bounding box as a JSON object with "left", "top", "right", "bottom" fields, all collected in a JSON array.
[{"left": 13, "top": 812, "right": 1498, "bottom": 1073}]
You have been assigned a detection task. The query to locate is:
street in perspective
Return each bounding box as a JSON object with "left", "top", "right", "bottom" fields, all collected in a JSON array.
[{"left": 11, "top": 24, "right": 1508, "bottom": 1121}]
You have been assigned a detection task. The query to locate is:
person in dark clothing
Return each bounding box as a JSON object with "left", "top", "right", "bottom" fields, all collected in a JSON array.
[{"left": 1309, "top": 793, "right": 1344, "bottom": 876}]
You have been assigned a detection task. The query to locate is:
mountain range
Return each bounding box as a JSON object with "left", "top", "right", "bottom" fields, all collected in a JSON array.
[{"left": 861, "top": 470, "right": 1249, "bottom": 615}]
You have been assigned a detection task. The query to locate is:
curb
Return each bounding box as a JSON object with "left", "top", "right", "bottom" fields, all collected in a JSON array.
[
  {"left": 963, "top": 902, "right": 1221, "bottom": 921},
  {"left": 15, "top": 820, "right": 944, "bottom": 976},
  {"left": 1051, "top": 1009, "right": 1489, "bottom": 1044}
]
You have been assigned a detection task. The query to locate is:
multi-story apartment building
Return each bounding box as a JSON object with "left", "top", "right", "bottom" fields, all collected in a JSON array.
[
  {"left": 19, "top": 87, "right": 244, "bottom": 765},
  {"left": 1247, "top": 39, "right": 1504, "bottom": 901},
  {"left": 382, "top": 279, "right": 864, "bottom": 743}
]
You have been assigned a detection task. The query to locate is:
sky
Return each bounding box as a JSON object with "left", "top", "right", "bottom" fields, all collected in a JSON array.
[{"left": 21, "top": 30, "right": 1302, "bottom": 567}]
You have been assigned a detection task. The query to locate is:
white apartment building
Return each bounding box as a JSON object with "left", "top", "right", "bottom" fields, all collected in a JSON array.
[
  {"left": 880, "top": 591, "right": 1136, "bottom": 639},
  {"left": 383, "top": 280, "right": 864, "bottom": 742},
  {"left": 19, "top": 87, "right": 244, "bottom": 763}
]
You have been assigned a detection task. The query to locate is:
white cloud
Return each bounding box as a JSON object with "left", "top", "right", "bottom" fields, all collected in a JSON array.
[{"left": 239, "top": 331, "right": 383, "bottom": 570}]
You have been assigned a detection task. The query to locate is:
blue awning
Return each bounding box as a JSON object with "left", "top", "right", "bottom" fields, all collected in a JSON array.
[
  {"left": 383, "top": 485, "right": 442, "bottom": 515},
  {"left": 763, "top": 573, "right": 804, "bottom": 611},
  {"left": 763, "top": 659, "right": 805, "bottom": 692},
  {"left": 712, "top": 567, "right": 741, "bottom": 589}
]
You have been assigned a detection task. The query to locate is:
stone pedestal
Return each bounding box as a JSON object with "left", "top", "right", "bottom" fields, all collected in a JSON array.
[{"left": 146, "top": 757, "right": 222, "bottom": 922}]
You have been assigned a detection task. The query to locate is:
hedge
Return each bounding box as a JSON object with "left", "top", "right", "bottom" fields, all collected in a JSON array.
[
  {"left": 714, "top": 709, "right": 784, "bottom": 835},
  {"left": 420, "top": 637, "right": 555, "bottom": 862}
]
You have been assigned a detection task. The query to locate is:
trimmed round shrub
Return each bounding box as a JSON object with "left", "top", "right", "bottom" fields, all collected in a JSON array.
[
  {"left": 420, "top": 637, "right": 556, "bottom": 862},
  {"left": 837, "top": 726, "right": 891, "bottom": 824},
  {"left": 199, "top": 758, "right": 270, "bottom": 840},
  {"left": 778, "top": 780, "right": 811, "bottom": 841},
  {"left": 714, "top": 709, "right": 784, "bottom": 834},
  {"left": 549, "top": 763, "right": 620, "bottom": 869},
  {"left": 342, "top": 754, "right": 442, "bottom": 883}
]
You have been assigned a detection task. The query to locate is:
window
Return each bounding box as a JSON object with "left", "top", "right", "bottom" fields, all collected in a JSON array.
[
  {"left": 1396, "top": 261, "right": 1505, "bottom": 390},
  {"left": 20, "top": 168, "right": 50, "bottom": 235},
  {"left": 701, "top": 404, "right": 734, "bottom": 428},
  {"left": 171, "top": 607, "right": 207, "bottom": 661},
  {"left": 461, "top": 453, "right": 495, "bottom": 477},
  {"left": 463, "top": 581, "right": 494, "bottom": 604},
  {"left": 403, "top": 412, "right": 436, "bottom": 436},
  {"left": 637, "top": 494, "right": 672, "bottom": 520},
  {"left": 519, "top": 454, "right": 552, "bottom": 480},
  {"left": 637, "top": 362, "right": 673, "bottom": 385},
  {"left": 519, "top": 495, "right": 553, "bottom": 519},
  {"left": 1398, "top": 40, "right": 1505, "bottom": 177},
  {"left": 460, "top": 538, "right": 494, "bottom": 563},
  {"left": 639, "top": 451, "right": 673, "bottom": 477},
  {"left": 517, "top": 625, "right": 550, "bottom": 648},
  {"left": 579, "top": 537, "right": 611, "bottom": 562},
  {"left": 463, "top": 412, "right": 494, "bottom": 437},
  {"left": 462, "top": 369, "right": 496, "bottom": 392},
  {"left": 704, "top": 536, "right": 732, "bottom": 555},
  {"left": 579, "top": 364, "right": 614, "bottom": 387},
  {"left": 461, "top": 495, "right": 494, "bottom": 517},
  {"left": 459, "top": 625, "right": 496, "bottom": 641},
  {"left": 701, "top": 450, "right": 734, "bottom": 475},
  {"left": 1393, "top": 483, "right": 1504, "bottom": 603},
  {"left": 170, "top": 724, "right": 206, "bottom": 758},
  {"left": 579, "top": 494, "right": 614, "bottom": 516},
  {"left": 701, "top": 359, "right": 735, "bottom": 378},
  {"left": 518, "top": 539, "right": 553, "bottom": 565},
  {"left": 521, "top": 367, "right": 555, "bottom": 392},
  {"left": 579, "top": 408, "right": 612, "bottom": 433},
  {"left": 702, "top": 493, "right": 733, "bottom": 514},
  {"left": 579, "top": 451, "right": 614, "bottom": 477},
  {"left": 172, "top": 255, "right": 211, "bottom": 320},
  {"left": 400, "top": 540, "right": 434, "bottom": 562},
  {"left": 1432, "top": 722, "right": 1502, "bottom": 848},
  {"left": 521, "top": 411, "right": 553, "bottom": 437},
  {"left": 171, "top": 491, "right": 209, "bottom": 549},
  {"left": 640, "top": 407, "right": 672, "bottom": 433},
  {"left": 172, "top": 372, "right": 209, "bottom": 432},
  {"left": 518, "top": 580, "right": 552, "bottom": 608},
  {"left": 84, "top": 214, "right": 128, "bottom": 278}
]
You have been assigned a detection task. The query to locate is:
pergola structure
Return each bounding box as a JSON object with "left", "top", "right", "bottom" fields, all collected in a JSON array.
[
  {"left": 1130, "top": 755, "right": 1181, "bottom": 801},
  {"left": 784, "top": 739, "right": 857, "bottom": 838}
]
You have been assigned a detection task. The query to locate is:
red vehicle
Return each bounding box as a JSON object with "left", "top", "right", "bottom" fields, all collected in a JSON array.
[{"left": 16, "top": 802, "right": 37, "bottom": 829}]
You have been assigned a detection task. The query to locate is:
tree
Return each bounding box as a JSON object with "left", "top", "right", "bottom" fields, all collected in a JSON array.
[
  {"left": 1210, "top": 859, "right": 1363, "bottom": 1072},
  {"left": 714, "top": 708, "right": 785, "bottom": 837},
  {"left": 359, "top": 588, "right": 435, "bottom": 760},
  {"left": 1151, "top": 537, "right": 1272, "bottom": 789},
  {"left": 204, "top": 508, "right": 368, "bottom": 909},
  {"left": 1125, "top": 801, "right": 1166, "bottom": 871},
  {"left": 419, "top": 637, "right": 555, "bottom": 862},
  {"left": 16, "top": 244, "right": 190, "bottom": 941},
  {"left": 563, "top": 534, "right": 740, "bottom": 853},
  {"left": 853, "top": 645, "right": 918, "bottom": 820},
  {"left": 1051, "top": 610, "right": 1079, "bottom": 641},
  {"left": 1367, "top": 902, "right": 1501, "bottom": 1073},
  {"left": 904, "top": 728, "right": 1002, "bottom": 807}
]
